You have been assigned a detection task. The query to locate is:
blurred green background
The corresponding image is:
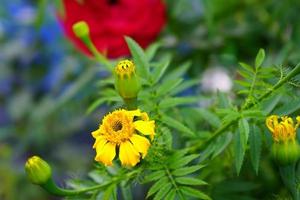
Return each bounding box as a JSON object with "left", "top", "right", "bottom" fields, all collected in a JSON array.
[{"left": 1, "top": 0, "right": 300, "bottom": 199}]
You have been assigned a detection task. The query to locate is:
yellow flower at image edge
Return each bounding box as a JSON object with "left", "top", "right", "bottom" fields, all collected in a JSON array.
[
  {"left": 92, "top": 109, "right": 155, "bottom": 167},
  {"left": 266, "top": 115, "right": 300, "bottom": 165},
  {"left": 266, "top": 115, "right": 299, "bottom": 142}
]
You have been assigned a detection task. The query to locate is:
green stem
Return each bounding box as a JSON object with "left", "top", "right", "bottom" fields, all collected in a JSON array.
[
  {"left": 41, "top": 178, "right": 114, "bottom": 196},
  {"left": 41, "top": 171, "right": 138, "bottom": 197},
  {"left": 189, "top": 63, "right": 300, "bottom": 152},
  {"left": 123, "top": 98, "right": 138, "bottom": 110},
  {"left": 81, "top": 37, "right": 112, "bottom": 71}
]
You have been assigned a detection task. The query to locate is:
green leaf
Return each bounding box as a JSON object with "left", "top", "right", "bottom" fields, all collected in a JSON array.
[
  {"left": 241, "top": 110, "right": 264, "bottom": 118},
  {"left": 121, "top": 185, "right": 133, "bottom": 200},
  {"left": 255, "top": 48, "right": 265, "bottom": 69},
  {"left": 125, "top": 36, "right": 149, "bottom": 79},
  {"left": 234, "top": 131, "right": 246, "bottom": 175},
  {"left": 157, "top": 78, "right": 183, "bottom": 96},
  {"left": 145, "top": 42, "right": 160, "bottom": 61},
  {"left": 274, "top": 99, "right": 300, "bottom": 115},
  {"left": 175, "top": 177, "right": 208, "bottom": 186},
  {"left": 249, "top": 125, "right": 262, "bottom": 174},
  {"left": 180, "top": 186, "right": 211, "bottom": 200},
  {"left": 161, "top": 115, "right": 195, "bottom": 137},
  {"left": 239, "top": 62, "right": 254, "bottom": 73},
  {"left": 170, "top": 79, "right": 199, "bottom": 95},
  {"left": 143, "top": 170, "right": 166, "bottom": 182},
  {"left": 159, "top": 97, "right": 199, "bottom": 109},
  {"left": 164, "top": 62, "right": 191, "bottom": 81},
  {"left": 197, "top": 108, "right": 221, "bottom": 128},
  {"left": 164, "top": 189, "right": 176, "bottom": 200},
  {"left": 170, "top": 154, "right": 199, "bottom": 169},
  {"left": 153, "top": 183, "right": 172, "bottom": 200},
  {"left": 211, "top": 133, "right": 233, "bottom": 158},
  {"left": 147, "top": 177, "right": 169, "bottom": 198},
  {"left": 172, "top": 165, "right": 205, "bottom": 176},
  {"left": 152, "top": 56, "right": 171, "bottom": 84},
  {"left": 217, "top": 91, "right": 231, "bottom": 109},
  {"left": 238, "top": 118, "right": 249, "bottom": 146}
]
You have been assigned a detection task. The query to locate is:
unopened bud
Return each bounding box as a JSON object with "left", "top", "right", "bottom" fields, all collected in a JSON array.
[
  {"left": 114, "top": 60, "right": 141, "bottom": 100},
  {"left": 271, "top": 141, "right": 300, "bottom": 166},
  {"left": 72, "top": 21, "right": 89, "bottom": 38},
  {"left": 25, "top": 156, "right": 52, "bottom": 185}
]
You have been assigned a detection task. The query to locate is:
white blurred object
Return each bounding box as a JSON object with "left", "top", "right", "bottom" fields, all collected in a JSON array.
[{"left": 201, "top": 67, "right": 232, "bottom": 93}]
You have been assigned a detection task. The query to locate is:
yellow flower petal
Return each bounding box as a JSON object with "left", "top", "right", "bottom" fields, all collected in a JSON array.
[
  {"left": 266, "top": 115, "right": 279, "bottom": 132},
  {"left": 93, "top": 136, "right": 107, "bottom": 149},
  {"left": 130, "top": 134, "right": 150, "bottom": 158},
  {"left": 127, "top": 109, "right": 141, "bottom": 117},
  {"left": 91, "top": 129, "right": 101, "bottom": 138},
  {"left": 95, "top": 142, "right": 116, "bottom": 166},
  {"left": 134, "top": 120, "right": 155, "bottom": 140},
  {"left": 119, "top": 141, "right": 140, "bottom": 167}
]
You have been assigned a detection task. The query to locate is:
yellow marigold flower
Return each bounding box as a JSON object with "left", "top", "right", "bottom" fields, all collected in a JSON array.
[
  {"left": 92, "top": 109, "right": 155, "bottom": 167},
  {"left": 266, "top": 115, "right": 300, "bottom": 142}
]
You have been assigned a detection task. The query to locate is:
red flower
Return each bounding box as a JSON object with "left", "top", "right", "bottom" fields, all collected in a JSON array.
[{"left": 59, "top": 0, "right": 166, "bottom": 58}]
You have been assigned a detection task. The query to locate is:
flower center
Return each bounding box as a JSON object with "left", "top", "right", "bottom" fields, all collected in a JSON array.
[
  {"left": 112, "top": 120, "right": 123, "bottom": 131},
  {"left": 101, "top": 110, "right": 135, "bottom": 144},
  {"left": 108, "top": 0, "right": 118, "bottom": 5}
]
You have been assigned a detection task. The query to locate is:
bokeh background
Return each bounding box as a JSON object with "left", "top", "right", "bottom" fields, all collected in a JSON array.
[{"left": 1, "top": 0, "right": 300, "bottom": 199}]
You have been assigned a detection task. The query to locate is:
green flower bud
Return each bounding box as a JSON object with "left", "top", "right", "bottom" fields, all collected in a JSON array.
[
  {"left": 25, "top": 156, "right": 52, "bottom": 185},
  {"left": 114, "top": 60, "right": 141, "bottom": 100},
  {"left": 271, "top": 141, "right": 300, "bottom": 166},
  {"left": 72, "top": 21, "right": 89, "bottom": 38}
]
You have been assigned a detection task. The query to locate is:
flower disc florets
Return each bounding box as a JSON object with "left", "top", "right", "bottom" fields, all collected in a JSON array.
[{"left": 92, "top": 109, "right": 155, "bottom": 167}]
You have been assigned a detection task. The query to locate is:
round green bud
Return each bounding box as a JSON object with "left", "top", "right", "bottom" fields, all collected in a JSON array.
[
  {"left": 72, "top": 21, "right": 90, "bottom": 38},
  {"left": 114, "top": 60, "right": 141, "bottom": 100},
  {"left": 25, "top": 156, "right": 52, "bottom": 185},
  {"left": 271, "top": 141, "right": 300, "bottom": 166}
]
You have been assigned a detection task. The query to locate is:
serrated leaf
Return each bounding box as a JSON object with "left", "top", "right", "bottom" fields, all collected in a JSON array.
[
  {"left": 238, "top": 118, "right": 249, "bottom": 146},
  {"left": 161, "top": 115, "right": 195, "bottom": 137},
  {"left": 153, "top": 183, "right": 172, "bottom": 200},
  {"left": 175, "top": 177, "right": 208, "bottom": 186},
  {"left": 234, "top": 131, "right": 246, "bottom": 175},
  {"left": 157, "top": 78, "right": 183, "bottom": 96},
  {"left": 170, "top": 154, "right": 199, "bottom": 169},
  {"left": 249, "top": 125, "right": 261, "bottom": 174},
  {"left": 143, "top": 170, "right": 165, "bottom": 182},
  {"left": 125, "top": 36, "right": 149, "bottom": 80},
  {"left": 180, "top": 186, "right": 211, "bottom": 200},
  {"left": 164, "top": 189, "right": 176, "bottom": 200},
  {"left": 172, "top": 165, "right": 205, "bottom": 176},
  {"left": 152, "top": 56, "right": 170, "bottom": 84},
  {"left": 255, "top": 48, "right": 265, "bottom": 69},
  {"left": 147, "top": 177, "right": 169, "bottom": 198},
  {"left": 159, "top": 97, "right": 199, "bottom": 109}
]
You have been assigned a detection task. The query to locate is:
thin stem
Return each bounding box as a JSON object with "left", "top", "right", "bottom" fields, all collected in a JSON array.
[
  {"left": 189, "top": 63, "right": 300, "bottom": 152},
  {"left": 82, "top": 37, "right": 112, "bottom": 71},
  {"left": 164, "top": 166, "right": 185, "bottom": 200},
  {"left": 41, "top": 171, "right": 138, "bottom": 197}
]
